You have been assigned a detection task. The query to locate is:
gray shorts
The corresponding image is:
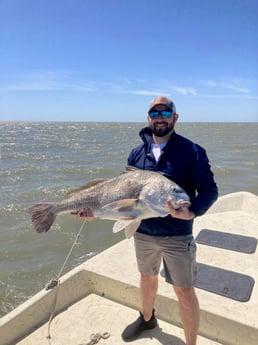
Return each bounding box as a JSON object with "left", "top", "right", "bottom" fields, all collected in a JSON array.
[{"left": 134, "top": 232, "right": 197, "bottom": 287}]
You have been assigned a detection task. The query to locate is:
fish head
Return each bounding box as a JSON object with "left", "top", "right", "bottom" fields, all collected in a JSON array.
[{"left": 168, "top": 185, "right": 191, "bottom": 209}]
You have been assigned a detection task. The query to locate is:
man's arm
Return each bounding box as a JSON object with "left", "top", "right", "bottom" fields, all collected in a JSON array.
[
  {"left": 169, "top": 145, "right": 218, "bottom": 220},
  {"left": 188, "top": 145, "right": 218, "bottom": 217}
]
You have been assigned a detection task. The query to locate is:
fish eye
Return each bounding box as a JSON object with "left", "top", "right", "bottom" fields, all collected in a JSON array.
[{"left": 172, "top": 186, "right": 182, "bottom": 194}]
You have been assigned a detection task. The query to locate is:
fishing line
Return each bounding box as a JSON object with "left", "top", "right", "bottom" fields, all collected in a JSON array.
[{"left": 46, "top": 219, "right": 87, "bottom": 344}]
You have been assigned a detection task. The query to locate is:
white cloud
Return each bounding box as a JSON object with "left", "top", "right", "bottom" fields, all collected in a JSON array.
[
  {"left": 1, "top": 72, "right": 256, "bottom": 101},
  {"left": 0, "top": 69, "right": 97, "bottom": 92},
  {"left": 126, "top": 82, "right": 198, "bottom": 98},
  {"left": 202, "top": 79, "right": 251, "bottom": 94},
  {"left": 128, "top": 90, "right": 170, "bottom": 96},
  {"left": 173, "top": 87, "right": 197, "bottom": 96},
  {"left": 0, "top": 71, "right": 198, "bottom": 98},
  {"left": 196, "top": 93, "right": 258, "bottom": 99}
]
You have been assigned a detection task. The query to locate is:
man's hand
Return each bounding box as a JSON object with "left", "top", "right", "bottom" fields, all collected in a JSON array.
[
  {"left": 167, "top": 200, "right": 195, "bottom": 220},
  {"left": 74, "top": 207, "right": 95, "bottom": 220}
]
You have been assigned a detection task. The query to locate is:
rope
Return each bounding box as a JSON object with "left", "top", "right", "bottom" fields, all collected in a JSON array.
[
  {"left": 46, "top": 219, "right": 87, "bottom": 343},
  {"left": 79, "top": 332, "right": 110, "bottom": 345}
]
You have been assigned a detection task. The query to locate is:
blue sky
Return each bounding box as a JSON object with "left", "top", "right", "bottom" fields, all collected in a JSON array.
[{"left": 0, "top": 0, "right": 257, "bottom": 122}]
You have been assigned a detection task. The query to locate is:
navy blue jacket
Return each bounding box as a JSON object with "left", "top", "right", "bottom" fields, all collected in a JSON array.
[{"left": 127, "top": 127, "right": 218, "bottom": 236}]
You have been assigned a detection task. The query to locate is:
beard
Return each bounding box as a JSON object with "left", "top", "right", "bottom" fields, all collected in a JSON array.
[{"left": 150, "top": 121, "right": 175, "bottom": 137}]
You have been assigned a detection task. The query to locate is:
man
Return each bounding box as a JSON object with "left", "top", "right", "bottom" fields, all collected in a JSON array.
[
  {"left": 80, "top": 96, "right": 218, "bottom": 345},
  {"left": 121, "top": 96, "right": 218, "bottom": 345}
]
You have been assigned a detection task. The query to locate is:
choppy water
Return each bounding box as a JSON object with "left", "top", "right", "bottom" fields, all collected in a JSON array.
[{"left": 0, "top": 122, "right": 257, "bottom": 317}]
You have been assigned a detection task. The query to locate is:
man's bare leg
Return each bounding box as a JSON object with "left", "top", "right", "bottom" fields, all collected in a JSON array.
[
  {"left": 173, "top": 286, "right": 200, "bottom": 345},
  {"left": 140, "top": 273, "right": 158, "bottom": 320}
]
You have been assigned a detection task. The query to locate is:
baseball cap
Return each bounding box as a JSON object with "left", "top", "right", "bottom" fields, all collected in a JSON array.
[{"left": 148, "top": 96, "right": 176, "bottom": 114}]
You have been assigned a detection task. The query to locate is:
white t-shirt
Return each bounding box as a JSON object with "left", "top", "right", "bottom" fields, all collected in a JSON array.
[{"left": 151, "top": 142, "right": 167, "bottom": 162}]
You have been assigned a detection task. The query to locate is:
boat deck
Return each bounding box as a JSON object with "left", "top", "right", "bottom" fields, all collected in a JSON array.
[
  {"left": 1, "top": 192, "right": 258, "bottom": 345},
  {"left": 16, "top": 294, "right": 223, "bottom": 345}
]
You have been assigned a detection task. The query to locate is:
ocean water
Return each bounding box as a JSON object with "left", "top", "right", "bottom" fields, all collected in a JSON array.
[{"left": 0, "top": 122, "right": 257, "bottom": 317}]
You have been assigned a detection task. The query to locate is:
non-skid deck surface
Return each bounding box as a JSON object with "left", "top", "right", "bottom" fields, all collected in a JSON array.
[
  {"left": 195, "top": 263, "right": 255, "bottom": 302},
  {"left": 194, "top": 228, "right": 256, "bottom": 301},
  {"left": 195, "top": 229, "right": 257, "bottom": 254},
  {"left": 161, "top": 264, "right": 255, "bottom": 302}
]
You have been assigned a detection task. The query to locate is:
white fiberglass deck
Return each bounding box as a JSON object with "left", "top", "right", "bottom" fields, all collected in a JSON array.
[{"left": 0, "top": 192, "right": 257, "bottom": 345}]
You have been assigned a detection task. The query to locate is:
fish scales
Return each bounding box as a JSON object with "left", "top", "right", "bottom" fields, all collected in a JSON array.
[
  {"left": 56, "top": 172, "right": 145, "bottom": 212},
  {"left": 28, "top": 167, "right": 190, "bottom": 238}
]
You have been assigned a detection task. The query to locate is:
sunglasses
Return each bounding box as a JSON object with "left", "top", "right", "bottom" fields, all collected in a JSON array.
[{"left": 148, "top": 109, "right": 173, "bottom": 119}]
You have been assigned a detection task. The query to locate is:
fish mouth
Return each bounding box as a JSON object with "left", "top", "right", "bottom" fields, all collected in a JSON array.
[{"left": 176, "top": 199, "right": 191, "bottom": 207}]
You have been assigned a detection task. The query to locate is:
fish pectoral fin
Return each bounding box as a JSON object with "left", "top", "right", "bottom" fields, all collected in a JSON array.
[
  {"left": 113, "top": 219, "right": 134, "bottom": 233},
  {"left": 124, "top": 219, "right": 141, "bottom": 238},
  {"left": 113, "top": 219, "right": 141, "bottom": 238},
  {"left": 102, "top": 199, "right": 138, "bottom": 212}
]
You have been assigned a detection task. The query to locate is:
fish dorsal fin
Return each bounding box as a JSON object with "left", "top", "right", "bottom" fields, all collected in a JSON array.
[
  {"left": 67, "top": 179, "right": 107, "bottom": 197},
  {"left": 123, "top": 166, "right": 140, "bottom": 174},
  {"left": 102, "top": 199, "right": 138, "bottom": 212}
]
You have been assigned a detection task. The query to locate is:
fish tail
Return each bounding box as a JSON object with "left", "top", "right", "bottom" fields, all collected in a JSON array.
[{"left": 28, "top": 203, "right": 56, "bottom": 233}]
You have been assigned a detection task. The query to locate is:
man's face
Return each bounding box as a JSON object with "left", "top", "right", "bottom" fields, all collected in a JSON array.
[{"left": 148, "top": 105, "right": 178, "bottom": 137}]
